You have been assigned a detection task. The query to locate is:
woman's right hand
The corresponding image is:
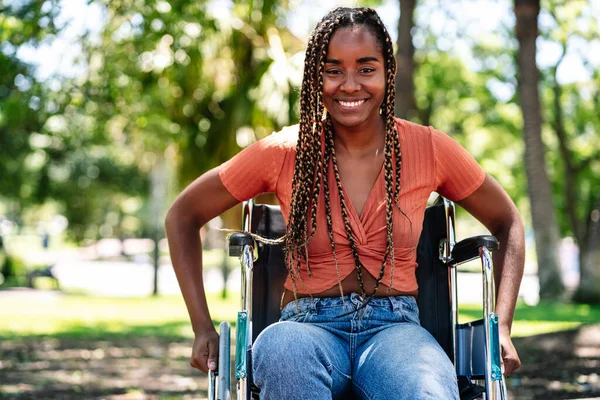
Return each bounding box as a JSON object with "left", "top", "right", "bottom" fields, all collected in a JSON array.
[{"left": 190, "top": 327, "right": 219, "bottom": 374}]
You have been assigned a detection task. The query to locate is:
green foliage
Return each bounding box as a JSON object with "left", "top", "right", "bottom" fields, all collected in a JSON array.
[
  {"left": 82, "top": 0, "right": 302, "bottom": 188},
  {"left": 0, "top": 254, "right": 27, "bottom": 281},
  {"left": 537, "top": 0, "right": 600, "bottom": 242},
  {"left": 412, "top": 10, "right": 527, "bottom": 204},
  {"left": 0, "top": 0, "right": 60, "bottom": 212}
]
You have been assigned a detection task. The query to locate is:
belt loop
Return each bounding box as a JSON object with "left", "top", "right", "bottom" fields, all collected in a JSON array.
[
  {"left": 389, "top": 296, "right": 400, "bottom": 312},
  {"left": 310, "top": 297, "right": 319, "bottom": 312}
]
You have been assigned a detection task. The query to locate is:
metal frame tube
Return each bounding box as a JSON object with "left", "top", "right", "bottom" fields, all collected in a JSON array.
[
  {"left": 218, "top": 322, "right": 231, "bottom": 400},
  {"left": 208, "top": 370, "right": 216, "bottom": 400},
  {"left": 236, "top": 201, "right": 255, "bottom": 400},
  {"left": 236, "top": 244, "right": 254, "bottom": 400},
  {"left": 480, "top": 246, "right": 508, "bottom": 400},
  {"left": 443, "top": 199, "right": 459, "bottom": 368}
]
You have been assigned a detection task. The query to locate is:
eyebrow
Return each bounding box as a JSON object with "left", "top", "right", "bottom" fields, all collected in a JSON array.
[{"left": 324, "top": 56, "right": 381, "bottom": 64}]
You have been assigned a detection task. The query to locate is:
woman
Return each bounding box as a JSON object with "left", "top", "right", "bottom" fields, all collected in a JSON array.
[{"left": 165, "top": 7, "right": 524, "bottom": 399}]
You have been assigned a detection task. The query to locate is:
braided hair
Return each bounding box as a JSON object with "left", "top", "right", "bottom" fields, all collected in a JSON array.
[{"left": 284, "top": 7, "right": 406, "bottom": 304}]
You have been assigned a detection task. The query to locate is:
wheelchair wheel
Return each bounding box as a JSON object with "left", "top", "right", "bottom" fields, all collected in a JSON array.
[{"left": 218, "top": 321, "right": 231, "bottom": 400}]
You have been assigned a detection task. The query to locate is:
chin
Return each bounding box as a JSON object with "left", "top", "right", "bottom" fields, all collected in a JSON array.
[{"left": 331, "top": 114, "right": 376, "bottom": 129}]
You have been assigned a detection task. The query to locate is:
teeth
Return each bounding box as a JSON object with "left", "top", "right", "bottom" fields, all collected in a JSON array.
[{"left": 338, "top": 100, "right": 365, "bottom": 108}]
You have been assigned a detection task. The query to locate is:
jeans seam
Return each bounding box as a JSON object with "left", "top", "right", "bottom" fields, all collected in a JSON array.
[
  {"left": 352, "top": 380, "right": 374, "bottom": 400},
  {"left": 327, "top": 361, "right": 352, "bottom": 380}
]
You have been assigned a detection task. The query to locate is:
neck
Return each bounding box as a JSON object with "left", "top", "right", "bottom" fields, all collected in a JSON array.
[{"left": 331, "top": 115, "right": 386, "bottom": 157}]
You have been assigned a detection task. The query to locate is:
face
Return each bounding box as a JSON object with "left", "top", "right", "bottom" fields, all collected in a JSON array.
[{"left": 322, "top": 26, "right": 386, "bottom": 131}]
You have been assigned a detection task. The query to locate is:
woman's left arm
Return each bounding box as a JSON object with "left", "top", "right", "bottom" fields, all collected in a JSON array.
[{"left": 457, "top": 173, "right": 525, "bottom": 376}]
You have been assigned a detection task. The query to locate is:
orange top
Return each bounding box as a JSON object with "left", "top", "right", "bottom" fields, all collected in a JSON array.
[{"left": 218, "top": 118, "right": 485, "bottom": 294}]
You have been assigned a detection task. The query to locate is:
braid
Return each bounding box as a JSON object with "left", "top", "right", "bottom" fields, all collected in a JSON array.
[
  {"left": 325, "top": 118, "right": 368, "bottom": 298},
  {"left": 282, "top": 7, "right": 411, "bottom": 303}
]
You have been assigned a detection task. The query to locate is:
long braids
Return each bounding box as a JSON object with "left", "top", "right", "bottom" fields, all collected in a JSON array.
[{"left": 284, "top": 7, "right": 407, "bottom": 304}]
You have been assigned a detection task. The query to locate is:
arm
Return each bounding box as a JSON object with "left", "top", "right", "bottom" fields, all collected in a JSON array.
[
  {"left": 165, "top": 167, "right": 239, "bottom": 374},
  {"left": 456, "top": 173, "right": 525, "bottom": 376}
]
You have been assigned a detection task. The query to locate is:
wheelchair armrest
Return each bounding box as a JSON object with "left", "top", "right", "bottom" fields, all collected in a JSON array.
[
  {"left": 450, "top": 235, "right": 499, "bottom": 265},
  {"left": 229, "top": 233, "right": 254, "bottom": 257}
]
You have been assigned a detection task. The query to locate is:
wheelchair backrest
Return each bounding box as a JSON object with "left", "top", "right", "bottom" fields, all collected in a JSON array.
[{"left": 247, "top": 201, "right": 453, "bottom": 361}]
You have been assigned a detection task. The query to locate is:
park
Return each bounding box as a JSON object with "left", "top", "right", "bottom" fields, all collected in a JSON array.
[{"left": 1, "top": 0, "right": 600, "bottom": 399}]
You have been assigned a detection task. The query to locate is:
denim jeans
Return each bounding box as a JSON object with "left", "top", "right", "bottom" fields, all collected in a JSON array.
[{"left": 252, "top": 293, "right": 459, "bottom": 400}]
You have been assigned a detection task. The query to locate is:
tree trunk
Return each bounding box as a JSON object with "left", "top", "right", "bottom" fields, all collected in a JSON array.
[
  {"left": 395, "top": 0, "right": 417, "bottom": 120},
  {"left": 573, "top": 198, "right": 600, "bottom": 303},
  {"left": 150, "top": 154, "right": 167, "bottom": 296},
  {"left": 514, "top": 0, "right": 564, "bottom": 299}
]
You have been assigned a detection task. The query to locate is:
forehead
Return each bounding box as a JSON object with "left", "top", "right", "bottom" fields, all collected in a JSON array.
[{"left": 326, "top": 26, "right": 382, "bottom": 58}]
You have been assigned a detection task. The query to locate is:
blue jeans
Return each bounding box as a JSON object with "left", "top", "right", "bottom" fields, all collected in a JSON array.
[{"left": 252, "top": 293, "right": 459, "bottom": 400}]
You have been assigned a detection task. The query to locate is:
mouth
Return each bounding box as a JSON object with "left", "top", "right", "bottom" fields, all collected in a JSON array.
[{"left": 336, "top": 99, "right": 366, "bottom": 109}]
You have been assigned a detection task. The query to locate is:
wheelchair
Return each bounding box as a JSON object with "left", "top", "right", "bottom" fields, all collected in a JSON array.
[{"left": 209, "top": 196, "right": 508, "bottom": 400}]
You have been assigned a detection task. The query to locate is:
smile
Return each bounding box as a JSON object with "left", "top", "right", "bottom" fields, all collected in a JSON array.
[{"left": 337, "top": 99, "right": 366, "bottom": 108}]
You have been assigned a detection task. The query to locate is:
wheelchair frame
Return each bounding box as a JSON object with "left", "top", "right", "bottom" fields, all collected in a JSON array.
[{"left": 209, "top": 197, "right": 508, "bottom": 400}]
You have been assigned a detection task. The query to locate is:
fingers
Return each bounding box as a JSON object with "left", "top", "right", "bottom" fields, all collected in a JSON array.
[
  {"left": 502, "top": 353, "right": 521, "bottom": 376},
  {"left": 190, "top": 345, "right": 209, "bottom": 374},
  {"left": 207, "top": 336, "right": 219, "bottom": 371},
  {"left": 189, "top": 331, "right": 219, "bottom": 374},
  {"left": 500, "top": 336, "right": 521, "bottom": 376}
]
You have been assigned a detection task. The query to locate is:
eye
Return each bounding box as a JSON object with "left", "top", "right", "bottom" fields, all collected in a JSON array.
[
  {"left": 360, "top": 67, "right": 375, "bottom": 74},
  {"left": 325, "top": 69, "right": 342, "bottom": 75}
]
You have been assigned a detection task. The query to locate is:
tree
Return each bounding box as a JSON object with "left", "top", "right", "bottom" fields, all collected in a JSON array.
[
  {"left": 0, "top": 0, "right": 60, "bottom": 218},
  {"left": 540, "top": 1, "right": 600, "bottom": 303},
  {"left": 79, "top": 0, "right": 303, "bottom": 294},
  {"left": 514, "top": 0, "right": 564, "bottom": 300},
  {"left": 395, "top": 0, "right": 417, "bottom": 120}
]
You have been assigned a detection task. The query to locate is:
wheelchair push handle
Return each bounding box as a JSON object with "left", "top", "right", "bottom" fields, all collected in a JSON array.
[
  {"left": 208, "top": 322, "right": 232, "bottom": 400},
  {"left": 228, "top": 233, "right": 254, "bottom": 257}
]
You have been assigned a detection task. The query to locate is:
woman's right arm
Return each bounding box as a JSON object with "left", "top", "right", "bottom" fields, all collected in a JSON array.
[{"left": 165, "top": 167, "right": 240, "bottom": 374}]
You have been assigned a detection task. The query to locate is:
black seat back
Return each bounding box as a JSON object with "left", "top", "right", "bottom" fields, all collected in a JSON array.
[
  {"left": 250, "top": 202, "right": 452, "bottom": 361},
  {"left": 249, "top": 204, "right": 287, "bottom": 343}
]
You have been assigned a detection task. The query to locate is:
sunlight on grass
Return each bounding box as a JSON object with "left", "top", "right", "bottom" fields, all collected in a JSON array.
[
  {"left": 459, "top": 302, "right": 600, "bottom": 337},
  {"left": 0, "top": 292, "right": 240, "bottom": 338},
  {"left": 2, "top": 293, "right": 598, "bottom": 340}
]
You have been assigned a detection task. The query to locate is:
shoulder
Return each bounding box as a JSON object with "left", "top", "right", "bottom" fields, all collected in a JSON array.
[
  {"left": 393, "top": 117, "right": 435, "bottom": 145},
  {"left": 259, "top": 124, "right": 298, "bottom": 151}
]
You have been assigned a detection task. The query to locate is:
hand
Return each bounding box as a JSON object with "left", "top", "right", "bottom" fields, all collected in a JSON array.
[
  {"left": 190, "top": 327, "right": 219, "bottom": 374},
  {"left": 499, "top": 330, "right": 521, "bottom": 376}
]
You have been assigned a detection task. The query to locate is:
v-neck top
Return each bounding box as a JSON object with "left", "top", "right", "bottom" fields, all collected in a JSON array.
[{"left": 219, "top": 118, "right": 486, "bottom": 294}]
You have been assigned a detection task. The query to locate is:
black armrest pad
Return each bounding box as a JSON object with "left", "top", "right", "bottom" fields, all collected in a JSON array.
[
  {"left": 228, "top": 233, "right": 254, "bottom": 257},
  {"left": 451, "top": 235, "right": 499, "bottom": 264}
]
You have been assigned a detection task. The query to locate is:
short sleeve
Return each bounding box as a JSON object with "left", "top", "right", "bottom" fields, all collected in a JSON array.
[
  {"left": 431, "top": 127, "right": 486, "bottom": 201},
  {"left": 218, "top": 127, "right": 296, "bottom": 202}
]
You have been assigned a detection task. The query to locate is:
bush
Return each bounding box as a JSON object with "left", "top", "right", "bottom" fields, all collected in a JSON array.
[{"left": 0, "top": 254, "right": 28, "bottom": 285}]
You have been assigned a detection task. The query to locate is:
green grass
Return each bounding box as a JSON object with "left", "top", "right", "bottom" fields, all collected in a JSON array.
[
  {"left": 459, "top": 301, "right": 600, "bottom": 337},
  {"left": 0, "top": 291, "right": 240, "bottom": 339},
  {"left": 1, "top": 292, "right": 598, "bottom": 340}
]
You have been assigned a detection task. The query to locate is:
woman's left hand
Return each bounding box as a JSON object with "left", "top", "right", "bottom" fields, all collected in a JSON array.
[{"left": 500, "top": 331, "right": 521, "bottom": 376}]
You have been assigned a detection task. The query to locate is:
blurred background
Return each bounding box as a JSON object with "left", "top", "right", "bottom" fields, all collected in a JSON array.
[{"left": 0, "top": 0, "right": 599, "bottom": 398}]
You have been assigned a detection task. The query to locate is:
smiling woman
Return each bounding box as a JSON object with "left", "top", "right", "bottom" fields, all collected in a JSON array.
[
  {"left": 165, "top": 6, "right": 525, "bottom": 400},
  {"left": 322, "top": 27, "right": 386, "bottom": 132}
]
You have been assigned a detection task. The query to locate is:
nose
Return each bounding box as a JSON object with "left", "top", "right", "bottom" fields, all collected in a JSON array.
[{"left": 340, "top": 72, "right": 360, "bottom": 93}]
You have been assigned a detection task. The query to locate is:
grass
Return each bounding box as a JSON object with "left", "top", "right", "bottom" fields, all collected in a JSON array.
[
  {"left": 1, "top": 290, "right": 598, "bottom": 340},
  {"left": 0, "top": 291, "right": 240, "bottom": 339},
  {"left": 459, "top": 301, "right": 600, "bottom": 337}
]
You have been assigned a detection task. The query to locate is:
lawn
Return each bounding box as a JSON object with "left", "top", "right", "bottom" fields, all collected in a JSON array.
[
  {"left": 1, "top": 291, "right": 599, "bottom": 399},
  {"left": 2, "top": 292, "right": 599, "bottom": 340},
  {"left": 0, "top": 291, "right": 239, "bottom": 339}
]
